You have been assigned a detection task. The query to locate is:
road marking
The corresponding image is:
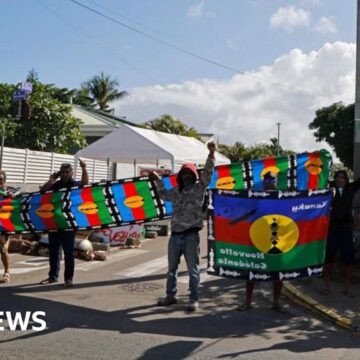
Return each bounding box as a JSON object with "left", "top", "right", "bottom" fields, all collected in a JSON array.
[
  {"left": 16, "top": 257, "right": 49, "bottom": 266},
  {"left": 10, "top": 266, "right": 49, "bottom": 274},
  {"left": 114, "top": 255, "right": 168, "bottom": 278},
  {"left": 76, "top": 249, "right": 148, "bottom": 271},
  {"left": 10, "top": 250, "right": 148, "bottom": 274},
  {"left": 114, "top": 257, "right": 216, "bottom": 283}
]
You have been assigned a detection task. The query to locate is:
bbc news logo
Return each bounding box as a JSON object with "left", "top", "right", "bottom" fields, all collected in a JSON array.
[{"left": 0, "top": 311, "right": 47, "bottom": 331}]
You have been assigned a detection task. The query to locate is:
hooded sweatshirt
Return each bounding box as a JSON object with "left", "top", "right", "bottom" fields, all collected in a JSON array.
[{"left": 156, "top": 157, "right": 215, "bottom": 233}]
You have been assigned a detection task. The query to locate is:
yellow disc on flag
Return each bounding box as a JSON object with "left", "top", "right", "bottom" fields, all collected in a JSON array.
[
  {"left": 261, "top": 166, "right": 280, "bottom": 179},
  {"left": 35, "top": 204, "right": 55, "bottom": 219},
  {"left": 305, "top": 158, "right": 323, "bottom": 175},
  {"left": 249, "top": 214, "right": 299, "bottom": 255},
  {"left": 0, "top": 205, "right": 14, "bottom": 220},
  {"left": 124, "top": 195, "right": 144, "bottom": 209},
  {"left": 78, "top": 202, "right": 98, "bottom": 215},
  {"left": 216, "top": 176, "right": 236, "bottom": 190}
]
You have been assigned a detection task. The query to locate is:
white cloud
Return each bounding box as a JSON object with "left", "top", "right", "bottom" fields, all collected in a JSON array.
[
  {"left": 270, "top": 6, "right": 311, "bottom": 33},
  {"left": 314, "top": 17, "right": 337, "bottom": 34},
  {"left": 115, "top": 42, "right": 355, "bottom": 154},
  {"left": 187, "top": 1, "right": 205, "bottom": 19}
]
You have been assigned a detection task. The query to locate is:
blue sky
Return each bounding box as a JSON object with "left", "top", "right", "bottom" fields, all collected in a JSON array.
[
  {"left": 1, "top": 0, "right": 356, "bottom": 89},
  {"left": 0, "top": 0, "right": 357, "bottom": 151}
]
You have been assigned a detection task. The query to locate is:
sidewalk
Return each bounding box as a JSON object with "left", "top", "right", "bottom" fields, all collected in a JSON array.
[{"left": 282, "top": 260, "right": 360, "bottom": 333}]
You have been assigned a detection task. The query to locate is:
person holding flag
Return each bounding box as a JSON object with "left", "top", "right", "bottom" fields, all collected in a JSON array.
[
  {"left": 39, "top": 160, "right": 88, "bottom": 287},
  {"left": 237, "top": 171, "right": 284, "bottom": 312},
  {"left": 151, "top": 142, "right": 216, "bottom": 312},
  {"left": 0, "top": 170, "right": 20, "bottom": 284}
]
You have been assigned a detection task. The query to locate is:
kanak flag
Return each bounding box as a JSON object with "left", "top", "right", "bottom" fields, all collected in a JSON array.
[{"left": 208, "top": 189, "right": 332, "bottom": 281}]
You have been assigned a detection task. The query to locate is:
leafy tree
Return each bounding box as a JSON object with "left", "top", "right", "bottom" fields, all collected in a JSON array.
[
  {"left": 218, "top": 139, "right": 294, "bottom": 163},
  {"left": 0, "top": 83, "right": 24, "bottom": 141},
  {"left": 83, "top": 72, "right": 127, "bottom": 112},
  {"left": 309, "top": 102, "right": 354, "bottom": 169},
  {"left": 26, "top": 69, "right": 76, "bottom": 104},
  {"left": 26, "top": 68, "right": 39, "bottom": 83},
  {"left": 245, "top": 139, "right": 294, "bottom": 160},
  {"left": 50, "top": 87, "right": 77, "bottom": 104},
  {"left": 218, "top": 142, "right": 247, "bottom": 163},
  {"left": 0, "top": 79, "right": 86, "bottom": 154},
  {"left": 72, "top": 86, "right": 94, "bottom": 107},
  {"left": 143, "top": 114, "right": 199, "bottom": 138},
  {"left": 0, "top": 83, "right": 16, "bottom": 119}
]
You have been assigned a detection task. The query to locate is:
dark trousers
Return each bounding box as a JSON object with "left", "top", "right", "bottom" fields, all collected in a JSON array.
[
  {"left": 48, "top": 231, "right": 75, "bottom": 281},
  {"left": 166, "top": 232, "right": 200, "bottom": 301}
]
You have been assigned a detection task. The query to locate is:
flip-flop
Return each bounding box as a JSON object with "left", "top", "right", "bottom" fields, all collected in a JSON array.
[{"left": 39, "top": 278, "right": 57, "bottom": 285}]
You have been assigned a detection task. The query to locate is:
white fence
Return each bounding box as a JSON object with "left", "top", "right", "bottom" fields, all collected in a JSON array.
[{"left": 2, "top": 147, "right": 112, "bottom": 187}]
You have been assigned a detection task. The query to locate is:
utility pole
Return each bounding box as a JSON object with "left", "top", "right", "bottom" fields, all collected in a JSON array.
[
  {"left": 276, "top": 122, "right": 281, "bottom": 156},
  {"left": 355, "top": 0, "right": 360, "bottom": 178},
  {"left": 354, "top": 0, "right": 360, "bottom": 227}
]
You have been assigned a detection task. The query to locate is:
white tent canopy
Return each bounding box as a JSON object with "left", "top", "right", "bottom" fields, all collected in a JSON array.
[{"left": 76, "top": 124, "right": 230, "bottom": 170}]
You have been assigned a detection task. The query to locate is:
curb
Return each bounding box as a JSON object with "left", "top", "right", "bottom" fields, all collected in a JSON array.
[{"left": 282, "top": 282, "right": 358, "bottom": 332}]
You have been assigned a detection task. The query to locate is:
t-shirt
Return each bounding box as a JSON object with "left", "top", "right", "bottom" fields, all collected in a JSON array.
[{"left": 50, "top": 179, "right": 80, "bottom": 192}]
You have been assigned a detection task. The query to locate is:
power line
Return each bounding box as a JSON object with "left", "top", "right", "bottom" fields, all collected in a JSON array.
[
  {"left": 68, "top": 0, "right": 288, "bottom": 89},
  {"left": 36, "top": 0, "right": 161, "bottom": 85},
  {"left": 83, "top": 0, "right": 173, "bottom": 40}
]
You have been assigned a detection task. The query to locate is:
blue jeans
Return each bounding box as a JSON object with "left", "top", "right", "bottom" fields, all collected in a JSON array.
[
  {"left": 166, "top": 232, "right": 200, "bottom": 301},
  {"left": 48, "top": 231, "right": 75, "bottom": 281}
]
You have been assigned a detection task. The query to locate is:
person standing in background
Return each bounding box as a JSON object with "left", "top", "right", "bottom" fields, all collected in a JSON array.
[{"left": 39, "top": 160, "right": 88, "bottom": 287}]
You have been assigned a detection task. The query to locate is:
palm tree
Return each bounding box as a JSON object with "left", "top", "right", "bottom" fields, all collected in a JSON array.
[
  {"left": 218, "top": 142, "right": 247, "bottom": 163},
  {"left": 218, "top": 139, "right": 295, "bottom": 163},
  {"left": 50, "top": 86, "right": 77, "bottom": 104},
  {"left": 73, "top": 86, "right": 94, "bottom": 108},
  {"left": 83, "top": 72, "right": 128, "bottom": 112}
]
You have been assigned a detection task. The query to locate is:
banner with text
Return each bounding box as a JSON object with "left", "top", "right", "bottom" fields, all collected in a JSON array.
[{"left": 207, "top": 189, "right": 332, "bottom": 281}]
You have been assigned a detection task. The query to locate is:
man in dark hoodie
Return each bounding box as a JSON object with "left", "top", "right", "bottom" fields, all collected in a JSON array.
[
  {"left": 151, "top": 142, "right": 216, "bottom": 311},
  {"left": 322, "top": 170, "right": 360, "bottom": 297}
]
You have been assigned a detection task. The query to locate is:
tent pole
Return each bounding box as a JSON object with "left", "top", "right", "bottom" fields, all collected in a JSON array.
[
  {"left": 74, "top": 155, "right": 78, "bottom": 179},
  {"left": 134, "top": 159, "right": 137, "bottom": 176},
  {"left": 171, "top": 156, "right": 175, "bottom": 173},
  {"left": 106, "top": 157, "right": 110, "bottom": 180}
]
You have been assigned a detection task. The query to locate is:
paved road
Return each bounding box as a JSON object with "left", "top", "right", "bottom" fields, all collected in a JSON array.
[{"left": 1, "top": 229, "right": 359, "bottom": 360}]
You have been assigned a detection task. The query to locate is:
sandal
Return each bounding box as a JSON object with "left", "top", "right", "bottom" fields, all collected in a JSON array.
[
  {"left": 0, "top": 272, "right": 10, "bottom": 283},
  {"left": 39, "top": 277, "right": 57, "bottom": 285},
  {"left": 157, "top": 296, "right": 177, "bottom": 306}
]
